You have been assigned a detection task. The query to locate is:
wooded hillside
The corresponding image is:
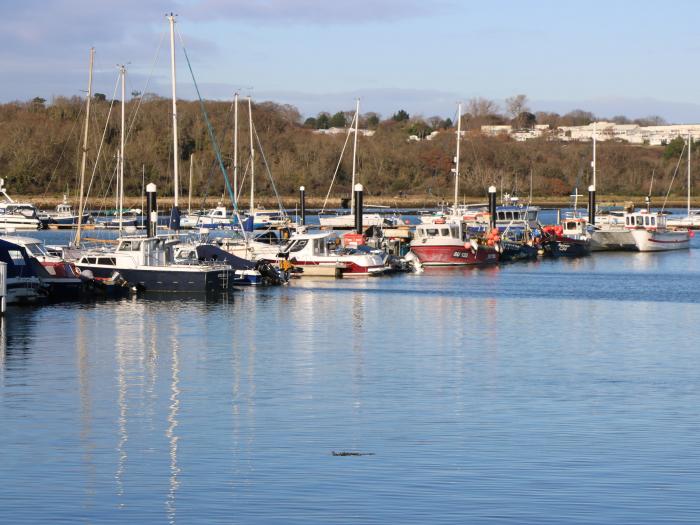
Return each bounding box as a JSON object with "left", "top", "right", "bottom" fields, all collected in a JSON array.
[{"left": 0, "top": 95, "right": 694, "bottom": 207}]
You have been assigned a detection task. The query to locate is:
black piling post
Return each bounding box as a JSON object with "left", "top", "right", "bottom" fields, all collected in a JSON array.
[
  {"left": 354, "top": 183, "right": 363, "bottom": 235},
  {"left": 146, "top": 183, "right": 157, "bottom": 237},
  {"left": 588, "top": 184, "right": 596, "bottom": 226}
]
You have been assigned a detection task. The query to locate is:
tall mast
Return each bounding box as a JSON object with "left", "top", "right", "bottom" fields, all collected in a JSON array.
[
  {"left": 688, "top": 133, "right": 692, "bottom": 216},
  {"left": 188, "top": 153, "right": 194, "bottom": 215},
  {"left": 350, "top": 98, "right": 360, "bottom": 210},
  {"left": 118, "top": 65, "right": 126, "bottom": 235},
  {"left": 454, "top": 102, "right": 462, "bottom": 208},
  {"left": 168, "top": 14, "right": 179, "bottom": 207},
  {"left": 233, "top": 93, "right": 239, "bottom": 203},
  {"left": 75, "top": 47, "right": 94, "bottom": 247},
  {"left": 248, "top": 96, "right": 255, "bottom": 214},
  {"left": 592, "top": 121, "right": 597, "bottom": 189}
]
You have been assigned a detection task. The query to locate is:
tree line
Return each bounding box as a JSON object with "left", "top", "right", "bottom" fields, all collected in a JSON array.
[{"left": 0, "top": 94, "right": 694, "bottom": 208}]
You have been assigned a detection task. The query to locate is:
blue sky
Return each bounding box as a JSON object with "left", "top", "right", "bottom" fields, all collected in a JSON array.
[{"left": 2, "top": 0, "right": 700, "bottom": 121}]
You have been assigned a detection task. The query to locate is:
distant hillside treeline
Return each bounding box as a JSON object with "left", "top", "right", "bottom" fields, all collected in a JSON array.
[{"left": 0, "top": 95, "right": 694, "bottom": 206}]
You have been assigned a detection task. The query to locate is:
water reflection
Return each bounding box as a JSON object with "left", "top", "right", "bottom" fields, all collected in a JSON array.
[{"left": 165, "top": 326, "right": 180, "bottom": 524}]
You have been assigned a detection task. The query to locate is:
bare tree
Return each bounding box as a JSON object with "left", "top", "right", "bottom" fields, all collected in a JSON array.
[
  {"left": 505, "top": 94, "right": 529, "bottom": 119},
  {"left": 467, "top": 97, "right": 500, "bottom": 118}
]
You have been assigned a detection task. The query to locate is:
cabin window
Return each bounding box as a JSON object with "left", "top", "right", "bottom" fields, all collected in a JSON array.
[
  {"left": 84, "top": 257, "right": 97, "bottom": 264},
  {"left": 636, "top": 216, "right": 644, "bottom": 226},
  {"left": 426, "top": 228, "right": 438, "bottom": 236},
  {"left": 497, "top": 212, "right": 505, "bottom": 220},
  {"left": 440, "top": 228, "right": 449, "bottom": 236},
  {"left": 24, "top": 243, "right": 47, "bottom": 256},
  {"left": 528, "top": 211, "right": 537, "bottom": 221},
  {"left": 644, "top": 216, "right": 650, "bottom": 226},
  {"left": 288, "top": 239, "right": 308, "bottom": 252},
  {"left": 8, "top": 250, "right": 25, "bottom": 265},
  {"left": 566, "top": 222, "right": 576, "bottom": 230},
  {"left": 98, "top": 257, "right": 116, "bottom": 265},
  {"left": 118, "top": 240, "right": 141, "bottom": 251},
  {"left": 651, "top": 216, "right": 656, "bottom": 226},
  {"left": 450, "top": 226, "right": 459, "bottom": 237}
]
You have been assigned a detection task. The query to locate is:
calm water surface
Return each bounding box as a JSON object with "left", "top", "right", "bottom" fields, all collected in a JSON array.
[{"left": 1, "top": 233, "right": 700, "bottom": 524}]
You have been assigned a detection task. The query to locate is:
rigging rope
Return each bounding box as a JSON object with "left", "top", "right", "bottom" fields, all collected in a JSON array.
[
  {"left": 661, "top": 143, "right": 687, "bottom": 212},
  {"left": 177, "top": 29, "right": 247, "bottom": 240},
  {"left": 320, "top": 111, "right": 357, "bottom": 214}
]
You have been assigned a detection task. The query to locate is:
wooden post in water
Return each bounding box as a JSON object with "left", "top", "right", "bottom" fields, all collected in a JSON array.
[
  {"left": 354, "top": 183, "right": 363, "bottom": 235},
  {"left": 146, "top": 183, "right": 157, "bottom": 238},
  {"left": 299, "top": 186, "right": 306, "bottom": 226},
  {"left": 588, "top": 185, "right": 596, "bottom": 226}
]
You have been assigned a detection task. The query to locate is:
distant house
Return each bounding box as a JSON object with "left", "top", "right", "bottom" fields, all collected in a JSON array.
[
  {"left": 313, "top": 127, "right": 375, "bottom": 137},
  {"left": 481, "top": 121, "right": 700, "bottom": 145}
]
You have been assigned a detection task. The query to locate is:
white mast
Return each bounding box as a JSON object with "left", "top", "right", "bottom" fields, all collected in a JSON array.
[
  {"left": 168, "top": 14, "right": 179, "bottom": 207},
  {"left": 454, "top": 102, "right": 462, "bottom": 208},
  {"left": 688, "top": 133, "right": 692, "bottom": 216},
  {"left": 248, "top": 96, "right": 255, "bottom": 214},
  {"left": 118, "top": 64, "right": 126, "bottom": 234},
  {"left": 233, "top": 93, "right": 239, "bottom": 203},
  {"left": 592, "top": 121, "right": 597, "bottom": 189},
  {"left": 188, "top": 153, "right": 194, "bottom": 215},
  {"left": 75, "top": 47, "right": 94, "bottom": 247},
  {"left": 350, "top": 98, "right": 360, "bottom": 210}
]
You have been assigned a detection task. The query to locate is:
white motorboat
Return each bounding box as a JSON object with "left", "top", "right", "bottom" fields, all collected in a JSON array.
[
  {"left": 318, "top": 211, "right": 395, "bottom": 229},
  {"left": 45, "top": 195, "right": 90, "bottom": 226},
  {"left": 180, "top": 206, "right": 231, "bottom": 228},
  {"left": 270, "top": 231, "right": 387, "bottom": 276},
  {"left": 0, "top": 179, "right": 42, "bottom": 230},
  {"left": 667, "top": 210, "right": 700, "bottom": 229},
  {"left": 624, "top": 210, "right": 690, "bottom": 251}
]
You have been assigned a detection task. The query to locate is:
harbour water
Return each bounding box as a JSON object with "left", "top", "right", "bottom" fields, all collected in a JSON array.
[{"left": 1, "top": 231, "right": 700, "bottom": 523}]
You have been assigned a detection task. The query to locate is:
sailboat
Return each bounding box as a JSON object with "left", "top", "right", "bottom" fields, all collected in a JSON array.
[
  {"left": 318, "top": 100, "right": 398, "bottom": 229},
  {"left": 75, "top": 18, "right": 233, "bottom": 293}
]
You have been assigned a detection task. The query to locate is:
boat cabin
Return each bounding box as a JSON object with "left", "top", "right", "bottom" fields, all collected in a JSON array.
[
  {"left": 561, "top": 217, "right": 590, "bottom": 239},
  {"left": 414, "top": 223, "right": 464, "bottom": 241},
  {"left": 624, "top": 211, "right": 665, "bottom": 230},
  {"left": 78, "top": 237, "right": 175, "bottom": 268},
  {"left": 495, "top": 206, "right": 539, "bottom": 227},
  {"left": 282, "top": 232, "right": 339, "bottom": 257}
]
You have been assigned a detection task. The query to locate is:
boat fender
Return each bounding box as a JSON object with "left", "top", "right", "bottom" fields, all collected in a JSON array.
[
  {"left": 690, "top": 230, "right": 696, "bottom": 238},
  {"left": 470, "top": 239, "right": 479, "bottom": 251},
  {"left": 79, "top": 269, "right": 94, "bottom": 281}
]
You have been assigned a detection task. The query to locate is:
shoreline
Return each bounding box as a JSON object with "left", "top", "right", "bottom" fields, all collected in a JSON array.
[{"left": 19, "top": 194, "right": 700, "bottom": 210}]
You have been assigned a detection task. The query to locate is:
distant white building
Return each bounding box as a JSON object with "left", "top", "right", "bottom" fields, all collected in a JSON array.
[
  {"left": 481, "top": 121, "right": 700, "bottom": 145},
  {"left": 313, "top": 127, "right": 375, "bottom": 137}
]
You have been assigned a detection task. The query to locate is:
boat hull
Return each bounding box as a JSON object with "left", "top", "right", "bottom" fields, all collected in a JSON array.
[
  {"left": 629, "top": 229, "right": 690, "bottom": 252},
  {"left": 590, "top": 229, "right": 637, "bottom": 251},
  {"left": 76, "top": 264, "right": 233, "bottom": 293},
  {"left": 410, "top": 244, "right": 498, "bottom": 266},
  {"left": 555, "top": 238, "right": 591, "bottom": 257}
]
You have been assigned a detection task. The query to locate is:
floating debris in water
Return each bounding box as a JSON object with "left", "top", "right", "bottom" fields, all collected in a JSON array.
[{"left": 331, "top": 451, "right": 375, "bottom": 457}]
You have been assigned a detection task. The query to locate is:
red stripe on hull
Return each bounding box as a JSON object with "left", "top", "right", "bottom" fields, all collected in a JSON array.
[{"left": 411, "top": 245, "right": 498, "bottom": 266}]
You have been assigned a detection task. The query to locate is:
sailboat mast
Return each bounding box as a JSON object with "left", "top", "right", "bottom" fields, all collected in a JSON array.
[
  {"left": 688, "top": 133, "right": 692, "bottom": 216},
  {"left": 592, "top": 122, "right": 597, "bottom": 189},
  {"left": 119, "top": 64, "right": 126, "bottom": 235},
  {"left": 168, "top": 14, "right": 179, "bottom": 207},
  {"left": 454, "top": 102, "right": 462, "bottom": 208},
  {"left": 350, "top": 98, "right": 360, "bottom": 211},
  {"left": 75, "top": 47, "right": 94, "bottom": 247},
  {"left": 188, "top": 153, "right": 194, "bottom": 215},
  {"left": 248, "top": 96, "right": 255, "bottom": 214},
  {"left": 233, "top": 93, "right": 239, "bottom": 203}
]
